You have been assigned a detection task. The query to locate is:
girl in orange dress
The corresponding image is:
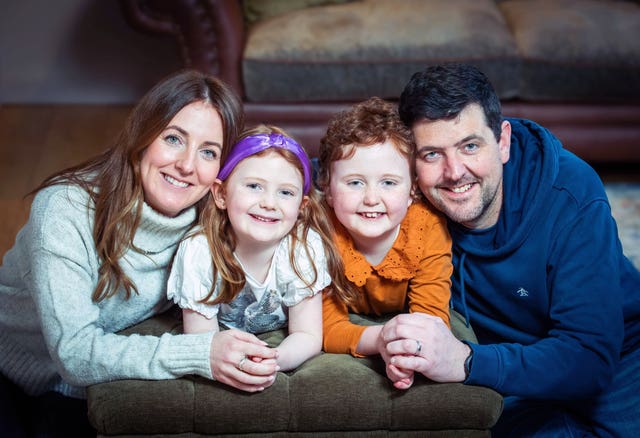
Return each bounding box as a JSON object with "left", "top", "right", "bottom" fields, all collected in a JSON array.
[{"left": 317, "top": 97, "right": 453, "bottom": 389}]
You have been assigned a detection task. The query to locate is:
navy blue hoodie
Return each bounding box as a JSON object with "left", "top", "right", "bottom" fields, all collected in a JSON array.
[{"left": 452, "top": 118, "right": 640, "bottom": 400}]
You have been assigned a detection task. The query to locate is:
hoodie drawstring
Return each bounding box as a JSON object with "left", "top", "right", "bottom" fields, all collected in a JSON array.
[{"left": 457, "top": 252, "right": 471, "bottom": 327}]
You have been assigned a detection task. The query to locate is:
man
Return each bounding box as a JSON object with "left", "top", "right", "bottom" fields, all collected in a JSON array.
[{"left": 383, "top": 63, "right": 640, "bottom": 437}]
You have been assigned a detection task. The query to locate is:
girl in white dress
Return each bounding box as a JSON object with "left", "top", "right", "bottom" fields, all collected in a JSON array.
[{"left": 168, "top": 125, "right": 356, "bottom": 392}]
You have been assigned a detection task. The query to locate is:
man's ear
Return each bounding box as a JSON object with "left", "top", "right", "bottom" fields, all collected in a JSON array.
[
  {"left": 499, "top": 120, "right": 511, "bottom": 164},
  {"left": 211, "top": 179, "right": 227, "bottom": 209}
]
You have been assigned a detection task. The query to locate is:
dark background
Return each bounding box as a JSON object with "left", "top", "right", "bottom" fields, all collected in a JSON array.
[{"left": 1, "top": 0, "right": 182, "bottom": 104}]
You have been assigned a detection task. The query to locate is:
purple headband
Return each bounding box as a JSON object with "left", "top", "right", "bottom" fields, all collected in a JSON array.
[{"left": 217, "top": 133, "right": 313, "bottom": 194}]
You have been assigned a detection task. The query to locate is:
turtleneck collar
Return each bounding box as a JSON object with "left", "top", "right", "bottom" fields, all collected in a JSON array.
[{"left": 132, "top": 202, "right": 197, "bottom": 254}]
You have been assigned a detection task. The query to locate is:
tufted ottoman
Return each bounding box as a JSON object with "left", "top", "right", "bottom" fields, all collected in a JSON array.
[{"left": 88, "top": 310, "right": 503, "bottom": 437}]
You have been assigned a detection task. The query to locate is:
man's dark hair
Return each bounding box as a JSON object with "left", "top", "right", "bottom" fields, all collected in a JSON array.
[{"left": 398, "top": 64, "right": 503, "bottom": 142}]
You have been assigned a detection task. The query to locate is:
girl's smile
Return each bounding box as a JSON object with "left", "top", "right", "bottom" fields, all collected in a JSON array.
[{"left": 213, "top": 152, "right": 306, "bottom": 253}]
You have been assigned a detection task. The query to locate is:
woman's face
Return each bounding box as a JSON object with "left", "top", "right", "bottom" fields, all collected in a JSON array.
[{"left": 140, "top": 101, "right": 224, "bottom": 217}]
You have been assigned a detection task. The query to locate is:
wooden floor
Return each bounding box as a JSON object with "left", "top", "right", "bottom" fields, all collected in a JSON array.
[{"left": 0, "top": 104, "right": 638, "bottom": 259}]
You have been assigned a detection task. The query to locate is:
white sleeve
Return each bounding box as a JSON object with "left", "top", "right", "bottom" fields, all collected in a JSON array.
[
  {"left": 276, "top": 229, "right": 332, "bottom": 307},
  {"left": 168, "top": 234, "right": 220, "bottom": 319}
]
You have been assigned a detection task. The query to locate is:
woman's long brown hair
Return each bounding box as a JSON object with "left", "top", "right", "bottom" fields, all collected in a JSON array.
[{"left": 31, "top": 70, "right": 244, "bottom": 302}]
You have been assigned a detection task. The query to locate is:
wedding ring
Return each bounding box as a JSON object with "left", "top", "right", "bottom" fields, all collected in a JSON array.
[
  {"left": 237, "top": 357, "right": 247, "bottom": 371},
  {"left": 415, "top": 340, "right": 422, "bottom": 355}
]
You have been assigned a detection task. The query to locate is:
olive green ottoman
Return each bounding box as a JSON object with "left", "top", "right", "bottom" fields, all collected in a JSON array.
[{"left": 87, "top": 310, "right": 502, "bottom": 437}]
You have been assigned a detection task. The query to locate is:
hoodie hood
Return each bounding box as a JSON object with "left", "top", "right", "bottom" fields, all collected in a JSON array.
[{"left": 444, "top": 119, "right": 640, "bottom": 399}]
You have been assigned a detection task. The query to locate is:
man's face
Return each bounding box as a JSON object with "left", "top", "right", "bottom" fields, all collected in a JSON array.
[{"left": 412, "top": 104, "right": 511, "bottom": 229}]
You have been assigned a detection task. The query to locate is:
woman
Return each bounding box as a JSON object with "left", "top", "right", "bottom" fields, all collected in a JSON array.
[{"left": 0, "top": 70, "right": 263, "bottom": 436}]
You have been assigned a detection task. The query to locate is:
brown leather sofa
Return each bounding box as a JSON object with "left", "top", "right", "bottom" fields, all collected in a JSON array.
[{"left": 119, "top": 0, "right": 640, "bottom": 164}]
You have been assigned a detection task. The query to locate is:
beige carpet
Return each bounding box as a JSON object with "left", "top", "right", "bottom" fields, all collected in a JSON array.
[{"left": 606, "top": 183, "right": 640, "bottom": 270}]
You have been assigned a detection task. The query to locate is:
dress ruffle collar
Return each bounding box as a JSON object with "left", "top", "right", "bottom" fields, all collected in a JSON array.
[{"left": 334, "top": 204, "right": 427, "bottom": 287}]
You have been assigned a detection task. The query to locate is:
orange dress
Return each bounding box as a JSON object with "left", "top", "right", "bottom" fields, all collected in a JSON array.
[{"left": 323, "top": 202, "right": 453, "bottom": 356}]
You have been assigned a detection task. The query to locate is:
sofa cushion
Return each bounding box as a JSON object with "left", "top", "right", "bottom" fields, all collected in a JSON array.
[
  {"left": 243, "top": 0, "right": 520, "bottom": 103},
  {"left": 499, "top": 0, "right": 640, "bottom": 101},
  {"left": 243, "top": 0, "right": 352, "bottom": 27},
  {"left": 88, "top": 309, "right": 502, "bottom": 436}
]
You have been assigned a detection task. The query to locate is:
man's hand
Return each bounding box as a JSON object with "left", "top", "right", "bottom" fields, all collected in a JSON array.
[{"left": 382, "top": 313, "right": 470, "bottom": 383}]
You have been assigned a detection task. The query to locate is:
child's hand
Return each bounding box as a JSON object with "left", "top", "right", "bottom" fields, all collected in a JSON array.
[
  {"left": 249, "top": 356, "right": 278, "bottom": 364},
  {"left": 378, "top": 320, "right": 414, "bottom": 390},
  {"left": 387, "top": 360, "right": 415, "bottom": 390},
  {"left": 245, "top": 356, "right": 279, "bottom": 389},
  {"left": 248, "top": 351, "right": 280, "bottom": 367}
]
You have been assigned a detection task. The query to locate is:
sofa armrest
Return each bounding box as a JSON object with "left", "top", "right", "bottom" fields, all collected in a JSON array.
[{"left": 119, "top": 0, "right": 246, "bottom": 96}]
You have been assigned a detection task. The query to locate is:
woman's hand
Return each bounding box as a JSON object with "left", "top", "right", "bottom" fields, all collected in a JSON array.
[{"left": 209, "top": 329, "right": 279, "bottom": 392}]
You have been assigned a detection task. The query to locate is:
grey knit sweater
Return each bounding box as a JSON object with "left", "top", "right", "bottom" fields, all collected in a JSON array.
[{"left": 0, "top": 184, "right": 214, "bottom": 399}]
